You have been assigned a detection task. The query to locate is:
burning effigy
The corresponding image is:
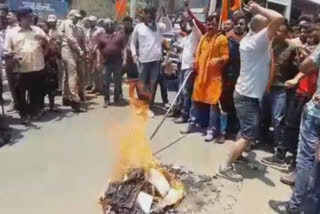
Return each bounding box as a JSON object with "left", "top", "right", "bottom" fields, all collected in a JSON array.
[{"left": 100, "top": 91, "right": 218, "bottom": 214}]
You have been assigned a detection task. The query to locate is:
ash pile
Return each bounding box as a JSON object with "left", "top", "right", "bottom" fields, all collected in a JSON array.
[{"left": 100, "top": 165, "right": 219, "bottom": 214}]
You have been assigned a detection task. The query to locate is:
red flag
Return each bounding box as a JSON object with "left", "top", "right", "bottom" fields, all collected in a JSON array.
[{"left": 115, "top": 0, "right": 127, "bottom": 20}]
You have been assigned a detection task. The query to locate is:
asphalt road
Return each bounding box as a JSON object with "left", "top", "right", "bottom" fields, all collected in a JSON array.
[{"left": 0, "top": 89, "right": 292, "bottom": 214}]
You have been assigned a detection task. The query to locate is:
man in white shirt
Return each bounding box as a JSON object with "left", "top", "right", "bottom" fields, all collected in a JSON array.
[
  {"left": 174, "top": 16, "right": 202, "bottom": 124},
  {"left": 131, "top": 7, "right": 172, "bottom": 118},
  {"left": 217, "top": 2, "right": 284, "bottom": 182}
]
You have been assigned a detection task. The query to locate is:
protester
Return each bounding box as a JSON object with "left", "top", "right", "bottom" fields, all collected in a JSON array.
[
  {"left": 4, "top": 8, "right": 49, "bottom": 124},
  {"left": 180, "top": 13, "right": 229, "bottom": 143},
  {"left": 262, "top": 24, "right": 319, "bottom": 187},
  {"left": 222, "top": 19, "right": 234, "bottom": 35},
  {"left": 59, "top": 9, "right": 86, "bottom": 112},
  {"left": 174, "top": 10, "right": 203, "bottom": 124},
  {"left": 97, "top": 18, "right": 125, "bottom": 108},
  {"left": 219, "top": 15, "right": 247, "bottom": 143},
  {"left": 270, "top": 43, "right": 320, "bottom": 214},
  {"left": 38, "top": 21, "right": 60, "bottom": 111},
  {"left": 4, "top": 11, "right": 19, "bottom": 111},
  {"left": 122, "top": 16, "right": 140, "bottom": 100},
  {"left": 303, "top": 144, "right": 320, "bottom": 214},
  {"left": 86, "top": 15, "right": 105, "bottom": 94},
  {"left": 131, "top": 7, "right": 172, "bottom": 118},
  {"left": 217, "top": 2, "right": 284, "bottom": 182},
  {"left": 259, "top": 20, "right": 299, "bottom": 146}
]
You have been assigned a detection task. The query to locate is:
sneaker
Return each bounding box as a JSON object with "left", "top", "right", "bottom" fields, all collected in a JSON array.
[
  {"left": 103, "top": 100, "right": 109, "bottom": 109},
  {"left": 147, "top": 110, "right": 155, "bottom": 118},
  {"left": 204, "top": 132, "right": 215, "bottom": 142},
  {"left": 217, "top": 164, "right": 243, "bottom": 182},
  {"left": 261, "top": 156, "right": 287, "bottom": 169},
  {"left": 280, "top": 171, "right": 296, "bottom": 187},
  {"left": 180, "top": 123, "right": 197, "bottom": 134},
  {"left": 217, "top": 135, "right": 226, "bottom": 144},
  {"left": 174, "top": 117, "right": 188, "bottom": 124}
]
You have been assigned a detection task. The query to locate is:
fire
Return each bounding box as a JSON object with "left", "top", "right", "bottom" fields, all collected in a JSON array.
[{"left": 110, "top": 81, "right": 156, "bottom": 181}]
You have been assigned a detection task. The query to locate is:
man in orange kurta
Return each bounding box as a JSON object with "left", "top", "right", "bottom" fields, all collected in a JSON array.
[{"left": 181, "top": 14, "right": 229, "bottom": 142}]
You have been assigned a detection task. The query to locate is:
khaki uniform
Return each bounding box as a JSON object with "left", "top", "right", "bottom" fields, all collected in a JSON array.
[{"left": 59, "top": 19, "right": 84, "bottom": 103}]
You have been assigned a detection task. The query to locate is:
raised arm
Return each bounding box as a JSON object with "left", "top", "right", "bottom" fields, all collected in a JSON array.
[
  {"left": 246, "top": 1, "right": 284, "bottom": 39},
  {"left": 188, "top": 9, "right": 206, "bottom": 35}
]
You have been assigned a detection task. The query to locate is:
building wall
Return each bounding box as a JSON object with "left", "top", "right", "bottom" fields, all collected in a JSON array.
[{"left": 71, "top": 0, "right": 115, "bottom": 18}]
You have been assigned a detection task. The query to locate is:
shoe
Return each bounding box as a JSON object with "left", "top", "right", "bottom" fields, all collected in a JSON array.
[
  {"left": 86, "top": 86, "right": 93, "bottom": 91},
  {"left": 62, "top": 99, "right": 72, "bottom": 106},
  {"left": 217, "top": 164, "right": 243, "bottom": 182},
  {"left": 174, "top": 117, "right": 188, "bottom": 124},
  {"left": 261, "top": 156, "right": 287, "bottom": 169},
  {"left": 204, "top": 132, "right": 215, "bottom": 142},
  {"left": 168, "top": 110, "right": 180, "bottom": 118},
  {"left": 180, "top": 124, "right": 197, "bottom": 134},
  {"left": 114, "top": 99, "right": 128, "bottom": 106},
  {"left": 280, "top": 171, "right": 296, "bottom": 187},
  {"left": 163, "top": 102, "right": 170, "bottom": 109},
  {"left": 103, "top": 100, "right": 109, "bottom": 109},
  {"left": 217, "top": 135, "right": 226, "bottom": 144},
  {"left": 147, "top": 110, "right": 155, "bottom": 118},
  {"left": 72, "top": 102, "right": 86, "bottom": 113},
  {"left": 20, "top": 115, "right": 31, "bottom": 125},
  {"left": 269, "top": 200, "right": 299, "bottom": 214}
]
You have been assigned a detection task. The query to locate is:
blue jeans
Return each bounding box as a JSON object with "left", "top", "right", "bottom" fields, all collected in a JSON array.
[
  {"left": 304, "top": 144, "right": 320, "bottom": 214},
  {"left": 104, "top": 59, "right": 123, "bottom": 102},
  {"left": 189, "top": 102, "right": 219, "bottom": 134},
  {"left": 179, "top": 69, "right": 195, "bottom": 120},
  {"left": 289, "top": 103, "right": 320, "bottom": 211},
  {"left": 261, "top": 89, "right": 287, "bottom": 130},
  {"left": 275, "top": 93, "right": 310, "bottom": 161},
  {"left": 234, "top": 91, "right": 260, "bottom": 141}
]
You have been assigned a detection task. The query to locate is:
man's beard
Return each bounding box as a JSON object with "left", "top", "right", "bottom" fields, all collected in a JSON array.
[{"left": 125, "top": 27, "right": 133, "bottom": 34}]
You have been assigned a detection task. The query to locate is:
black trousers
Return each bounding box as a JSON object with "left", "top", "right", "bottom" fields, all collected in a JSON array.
[{"left": 12, "top": 71, "right": 45, "bottom": 117}]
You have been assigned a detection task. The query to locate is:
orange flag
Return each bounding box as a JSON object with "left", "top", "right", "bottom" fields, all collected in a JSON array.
[
  {"left": 221, "top": 0, "right": 229, "bottom": 22},
  {"left": 115, "top": 0, "right": 127, "bottom": 20},
  {"left": 231, "top": 0, "right": 242, "bottom": 11}
]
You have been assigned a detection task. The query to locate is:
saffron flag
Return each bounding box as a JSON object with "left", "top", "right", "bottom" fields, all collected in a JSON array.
[
  {"left": 115, "top": 0, "right": 127, "bottom": 20},
  {"left": 221, "top": 0, "right": 242, "bottom": 22},
  {"left": 221, "top": 0, "right": 229, "bottom": 22},
  {"left": 231, "top": 0, "right": 242, "bottom": 11}
]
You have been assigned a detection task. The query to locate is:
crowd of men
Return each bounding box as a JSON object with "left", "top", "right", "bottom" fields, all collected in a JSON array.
[{"left": 0, "top": 1, "right": 320, "bottom": 213}]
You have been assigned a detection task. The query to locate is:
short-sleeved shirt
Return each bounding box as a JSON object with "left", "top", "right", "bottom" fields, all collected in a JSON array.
[
  {"left": 235, "top": 29, "right": 271, "bottom": 100},
  {"left": 307, "top": 45, "right": 320, "bottom": 119},
  {"left": 5, "top": 25, "right": 47, "bottom": 73},
  {"left": 98, "top": 32, "right": 124, "bottom": 63}
]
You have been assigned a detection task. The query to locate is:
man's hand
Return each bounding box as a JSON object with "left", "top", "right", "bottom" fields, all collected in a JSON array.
[
  {"left": 285, "top": 78, "right": 299, "bottom": 89},
  {"left": 133, "top": 55, "right": 139, "bottom": 64},
  {"left": 209, "top": 58, "right": 224, "bottom": 68},
  {"left": 244, "top": 1, "right": 261, "bottom": 15}
]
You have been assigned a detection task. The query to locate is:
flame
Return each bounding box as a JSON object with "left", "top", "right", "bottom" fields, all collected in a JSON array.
[{"left": 110, "top": 80, "right": 156, "bottom": 181}]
